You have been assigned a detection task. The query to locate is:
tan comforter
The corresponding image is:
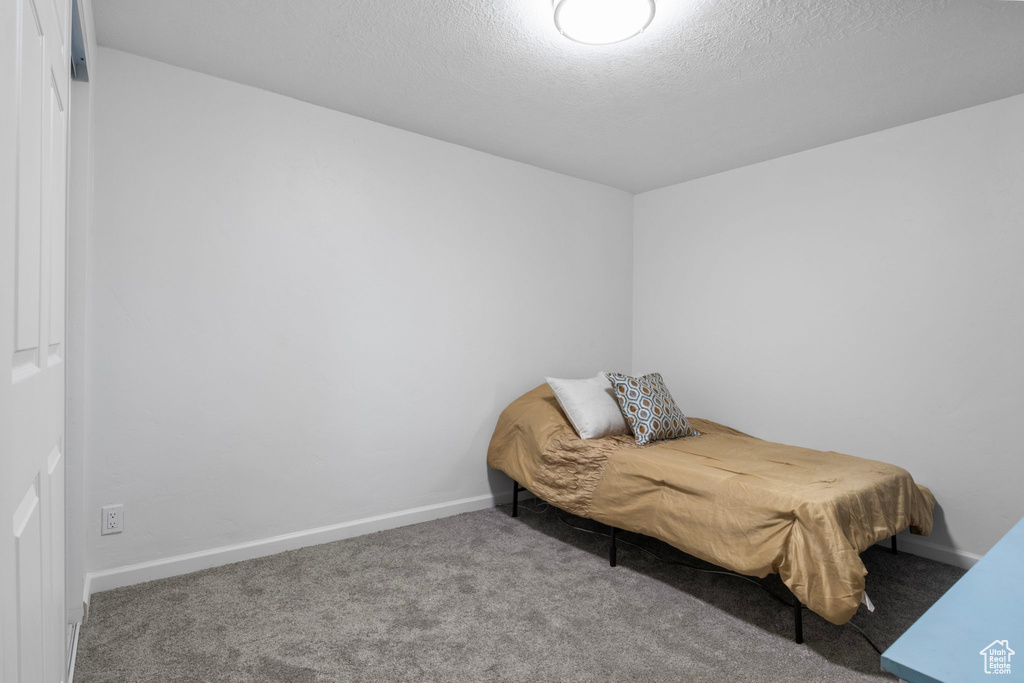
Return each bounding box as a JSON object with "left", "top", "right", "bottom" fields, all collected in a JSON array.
[{"left": 487, "top": 384, "right": 935, "bottom": 625}]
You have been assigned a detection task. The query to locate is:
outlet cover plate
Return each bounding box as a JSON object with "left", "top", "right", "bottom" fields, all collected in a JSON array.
[{"left": 101, "top": 504, "right": 123, "bottom": 535}]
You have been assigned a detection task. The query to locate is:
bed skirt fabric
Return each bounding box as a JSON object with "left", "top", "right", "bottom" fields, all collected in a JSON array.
[{"left": 487, "top": 384, "right": 935, "bottom": 625}]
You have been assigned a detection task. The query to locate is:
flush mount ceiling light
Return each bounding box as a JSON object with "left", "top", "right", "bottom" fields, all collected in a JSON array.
[{"left": 553, "top": 0, "right": 656, "bottom": 45}]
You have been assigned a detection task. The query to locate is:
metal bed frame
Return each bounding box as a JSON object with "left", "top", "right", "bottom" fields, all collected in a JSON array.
[{"left": 510, "top": 479, "right": 896, "bottom": 645}]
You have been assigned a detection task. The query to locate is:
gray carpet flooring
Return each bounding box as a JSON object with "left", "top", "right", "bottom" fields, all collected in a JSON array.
[{"left": 75, "top": 503, "right": 964, "bottom": 682}]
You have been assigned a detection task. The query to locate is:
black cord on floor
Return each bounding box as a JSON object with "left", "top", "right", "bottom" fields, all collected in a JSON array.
[
  {"left": 845, "top": 619, "right": 883, "bottom": 655},
  {"left": 515, "top": 500, "right": 550, "bottom": 514},
  {"left": 542, "top": 506, "right": 885, "bottom": 655}
]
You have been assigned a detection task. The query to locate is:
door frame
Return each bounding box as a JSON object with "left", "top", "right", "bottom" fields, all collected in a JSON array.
[{"left": 65, "top": 0, "right": 96, "bottom": 634}]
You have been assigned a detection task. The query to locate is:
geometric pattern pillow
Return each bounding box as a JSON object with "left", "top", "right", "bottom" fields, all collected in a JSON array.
[{"left": 605, "top": 372, "right": 700, "bottom": 446}]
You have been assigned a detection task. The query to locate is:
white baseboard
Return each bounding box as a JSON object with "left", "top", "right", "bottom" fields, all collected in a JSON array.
[
  {"left": 85, "top": 490, "right": 972, "bottom": 612},
  {"left": 85, "top": 489, "right": 526, "bottom": 605},
  {"left": 876, "top": 534, "right": 981, "bottom": 570}
]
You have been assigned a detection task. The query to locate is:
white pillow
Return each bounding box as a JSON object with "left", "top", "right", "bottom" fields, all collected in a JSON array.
[{"left": 545, "top": 373, "right": 630, "bottom": 440}]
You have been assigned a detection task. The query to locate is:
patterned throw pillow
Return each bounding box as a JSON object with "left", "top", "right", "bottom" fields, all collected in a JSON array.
[{"left": 605, "top": 372, "right": 699, "bottom": 446}]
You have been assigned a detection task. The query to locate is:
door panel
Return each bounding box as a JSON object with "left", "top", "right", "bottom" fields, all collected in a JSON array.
[
  {"left": 47, "top": 69, "right": 67, "bottom": 370},
  {"left": 13, "top": 485, "right": 44, "bottom": 683},
  {"left": 43, "top": 447, "right": 65, "bottom": 683},
  {"left": 1, "top": 0, "right": 71, "bottom": 679},
  {"left": 15, "top": 0, "right": 44, "bottom": 359}
]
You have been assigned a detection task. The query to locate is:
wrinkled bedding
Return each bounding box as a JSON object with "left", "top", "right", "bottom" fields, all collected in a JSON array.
[{"left": 487, "top": 384, "right": 935, "bottom": 625}]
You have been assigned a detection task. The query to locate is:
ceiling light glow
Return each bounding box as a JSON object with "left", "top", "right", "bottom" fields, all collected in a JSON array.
[{"left": 553, "top": 0, "right": 656, "bottom": 45}]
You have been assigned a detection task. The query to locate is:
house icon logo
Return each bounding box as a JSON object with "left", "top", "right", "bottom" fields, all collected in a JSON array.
[{"left": 979, "top": 640, "right": 1014, "bottom": 675}]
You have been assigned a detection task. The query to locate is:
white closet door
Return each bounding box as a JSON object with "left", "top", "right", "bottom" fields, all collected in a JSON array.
[{"left": 1, "top": 0, "right": 71, "bottom": 679}]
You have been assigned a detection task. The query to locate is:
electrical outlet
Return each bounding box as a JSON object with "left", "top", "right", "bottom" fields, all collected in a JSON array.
[{"left": 101, "top": 504, "right": 123, "bottom": 535}]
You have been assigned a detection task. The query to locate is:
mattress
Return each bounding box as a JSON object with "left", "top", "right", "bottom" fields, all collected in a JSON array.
[{"left": 487, "top": 384, "right": 935, "bottom": 625}]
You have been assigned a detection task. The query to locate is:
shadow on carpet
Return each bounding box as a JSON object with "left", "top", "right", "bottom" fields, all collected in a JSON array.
[{"left": 75, "top": 504, "right": 964, "bottom": 682}]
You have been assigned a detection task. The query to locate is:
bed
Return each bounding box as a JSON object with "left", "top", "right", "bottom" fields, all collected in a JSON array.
[{"left": 487, "top": 383, "right": 936, "bottom": 635}]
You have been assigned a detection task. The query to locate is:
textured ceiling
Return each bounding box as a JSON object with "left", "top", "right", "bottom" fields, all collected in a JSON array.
[{"left": 93, "top": 0, "right": 1024, "bottom": 193}]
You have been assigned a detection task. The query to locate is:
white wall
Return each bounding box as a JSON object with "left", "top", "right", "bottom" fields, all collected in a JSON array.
[
  {"left": 634, "top": 93, "right": 1024, "bottom": 563},
  {"left": 86, "top": 48, "right": 633, "bottom": 575}
]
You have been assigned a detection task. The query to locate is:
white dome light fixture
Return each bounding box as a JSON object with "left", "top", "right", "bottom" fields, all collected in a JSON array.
[{"left": 553, "top": 0, "right": 656, "bottom": 45}]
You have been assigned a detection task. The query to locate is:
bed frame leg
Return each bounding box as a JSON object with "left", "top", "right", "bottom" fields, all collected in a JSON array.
[
  {"left": 609, "top": 527, "right": 617, "bottom": 567},
  {"left": 891, "top": 534, "right": 898, "bottom": 555},
  {"left": 794, "top": 600, "right": 804, "bottom": 645},
  {"left": 511, "top": 479, "right": 519, "bottom": 518}
]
